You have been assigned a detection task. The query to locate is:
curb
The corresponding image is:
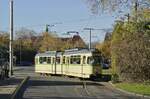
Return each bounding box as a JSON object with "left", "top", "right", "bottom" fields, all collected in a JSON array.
[
  {"left": 11, "top": 76, "right": 30, "bottom": 99},
  {"left": 109, "top": 81, "right": 150, "bottom": 99}
]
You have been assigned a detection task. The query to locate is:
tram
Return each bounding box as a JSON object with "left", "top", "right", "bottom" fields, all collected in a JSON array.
[{"left": 35, "top": 48, "right": 102, "bottom": 78}]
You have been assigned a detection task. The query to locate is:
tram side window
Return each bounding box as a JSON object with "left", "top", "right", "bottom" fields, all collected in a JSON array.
[
  {"left": 70, "top": 56, "right": 73, "bottom": 64},
  {"left": 39, "top": 57, "right": 43, "bottom": 64},
  {"left": 70, "top": 55, "right": 81, "bottom": 64},
  {"left": 66, "top": 57, "right": 70, "bottom": 64},
  {"left": 56, "top": 57, "right": 60, "bottom": 64},
  {"left": 87, "top": 56, "right": 101, "bottom": 65},
  {"left": 52, "top": 57, "right": 55, "bottom": 64},
  {"left": 63, "top": 56, "right": 65, "bottom": 64},
  {"left": 83, "top": 56, "right": 86, "bottom": 64},
  {"left": 39, "top": 57, "right": 47, "bottom": 64},
  {"left": 43, "top": 57, "right": 47, "bottom": 64},
  {"left": 87, "top": 57, "right": 94, "bottom": 64},
  {"left": 47, "top": 57, "right": 51, "bottom": 64}
]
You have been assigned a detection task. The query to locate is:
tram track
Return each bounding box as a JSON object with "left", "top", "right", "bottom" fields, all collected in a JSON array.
[
  {"left": 13, "top": 66, "right": 147, "bottom": 99},
  {"left": 28, "top": 74, "right": 131, "bottom": 99},
  {"left": 78, "top": 78, "right": 100, "bottom": 99}
]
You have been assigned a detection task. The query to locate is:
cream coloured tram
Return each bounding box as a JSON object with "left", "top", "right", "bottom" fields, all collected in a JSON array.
[{"left": 35, "top": 48, "right": 102, "bottom": 78}]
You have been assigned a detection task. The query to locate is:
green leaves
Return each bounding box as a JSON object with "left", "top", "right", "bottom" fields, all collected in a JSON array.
[
  {"left": 145, "top": 22, "right": 150, "bottom": 30},
  {"left": 111, "top": 9, "right": 150, "bottom": 82}
]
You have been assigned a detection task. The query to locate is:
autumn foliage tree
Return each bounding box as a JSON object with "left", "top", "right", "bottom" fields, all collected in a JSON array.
[
  {"left": 39, "top": 33, "right": 86, "bottom": 52},
  {"left": 0, "top": 32, "right": 9, "bottom": 60},
  {"left": 14, "top": 28, "right": 38, "bottom": 64},
  {"left": 111, "top": 9, "right": 150, "bottom": 82},
  {"left": 39, "top": 32, "right": 62, "bottom": 52},
  {"left": 96, "top": 32, "right": 111, "bottom": 63}
]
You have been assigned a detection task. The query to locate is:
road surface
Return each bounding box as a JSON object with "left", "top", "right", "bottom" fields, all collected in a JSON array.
[{"left": 13, "top": 66, "right": 145, "bottom": 99}]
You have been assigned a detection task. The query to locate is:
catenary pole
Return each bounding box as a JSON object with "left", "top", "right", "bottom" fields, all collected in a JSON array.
[
  {"left": 9, "top": 0, "right": 13, "bottom": 76},
  {"left": 84, "top": 28, "right": 93, "bottom": 50}
]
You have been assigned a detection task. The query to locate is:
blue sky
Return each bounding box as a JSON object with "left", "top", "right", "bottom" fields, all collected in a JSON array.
[{"left": 0, "top": 0, "right": 117, "bottom": 43}]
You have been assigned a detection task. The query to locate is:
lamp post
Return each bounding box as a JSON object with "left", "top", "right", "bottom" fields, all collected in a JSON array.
[
  {"left": 19, "top": 38, "right": 22, "bottom": 65},
  {"left": 45, "top": 24, "right": 55, "bottom": 32},
  {"left": 9, "top": 0, "right": 14, "bottom": 76},
  {"left": 83, "top": 28, "right": 94, "bottom": 50},
  {"left": 84, "top": 28, "right": 112, "bottom": 50}
]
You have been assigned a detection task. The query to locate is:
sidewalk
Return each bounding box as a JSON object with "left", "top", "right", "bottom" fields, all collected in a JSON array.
[{"left": 0, "top": 77, "right": 23, "bottom": 99}]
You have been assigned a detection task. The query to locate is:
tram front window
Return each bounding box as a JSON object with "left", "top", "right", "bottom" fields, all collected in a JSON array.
[{"left": 87, "top": 56, "right": 101, "bottom": 65}]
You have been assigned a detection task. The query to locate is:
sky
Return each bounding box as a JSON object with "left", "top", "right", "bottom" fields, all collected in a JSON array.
[{"left": 0, "top": 0, "right": 117, "bottom": 43}]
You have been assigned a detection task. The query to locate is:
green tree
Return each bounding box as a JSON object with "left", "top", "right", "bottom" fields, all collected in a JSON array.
[{"left": 111, "top": 9, "right": 150, "bottom": 82}]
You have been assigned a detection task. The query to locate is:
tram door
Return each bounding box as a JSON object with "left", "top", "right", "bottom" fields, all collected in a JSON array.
[
  {"left": 65, "top": 57, "right": 69, "bottom": 75},
  {"left": 52, "top": 57, "right": 56, "bottom": 74},
  {"left": 61, "top": 56, "right": 65, "bottom": 74}
]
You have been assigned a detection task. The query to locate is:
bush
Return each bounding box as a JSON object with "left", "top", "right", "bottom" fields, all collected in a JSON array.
[
  {"left": 111, "top": 74, "right": 119, "bottom": 83},
  {"left": 111, "top": 11, "right": 150, "bottom": 82}
]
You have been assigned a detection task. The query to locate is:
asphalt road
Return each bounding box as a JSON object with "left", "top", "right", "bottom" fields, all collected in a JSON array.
[{"left": 13, "top": 66, "right": 145, "bottom": 99}]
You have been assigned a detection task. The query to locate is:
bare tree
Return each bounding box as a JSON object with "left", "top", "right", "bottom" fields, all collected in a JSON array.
[
  {"left": 85, "top": 0, "right": 150, "bottom": 14},
  {"left": 15, "top": 27, "right": 37, "bottom": 39}
]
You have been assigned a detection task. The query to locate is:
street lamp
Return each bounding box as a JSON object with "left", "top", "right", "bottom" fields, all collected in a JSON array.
[
  {"left": 83, "top": 28, "right": 94, "bottom": 50},
  {"left": 9, "top": 0, "right": 14, "bottom": 76},
  {"left": 45, "top": 24, "right": 55, "bottom": 32},
  {"left": 84, "top": 28, "right": 112, "bottom": 50}
]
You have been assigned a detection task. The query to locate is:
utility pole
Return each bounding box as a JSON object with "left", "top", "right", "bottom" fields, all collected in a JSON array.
[
  {"left": 9, "top": 0, "right": 13, "bottom": 76},
  {"left": 127, "top": 13, "right": 130, "bottom": 22},
  {"left": 19, "top": 39, "right": 22, "bottom": 65},
  {"left": 45, "top": 24, "right": 49, "bottom": 32},
  {"left": 135, "top": 0, "right": 139, "bottom": 22},
  {"left": 84, "top": 28, "right": 111, "bottom": 50},
  {"left": 45, "top": 24, "right": 55, "bottom": 32},
  {"left": 83, "top": 28, "right": 94, "bottom": 50}
]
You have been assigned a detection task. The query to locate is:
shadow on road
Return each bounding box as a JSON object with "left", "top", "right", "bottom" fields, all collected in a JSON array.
[
  {"left": 0, "top": 78, "right": 23, "bottom": 86},
  {"left": 24, "top": 96, "right": 97, "bottom": 99},
  {"left": 98, "top": 74, "right": 111, "bottom": 82},
  {"left": 91, "top": 74, "right": 111, "bottom": 82},
  {"left": 28, "top": 80, "right": 104, "bottom": 87},
  {"left": 0, "top": 78, "right": 23, "bottom": 99},
  {"left": 0, "top": 94, "right": 11, "bottom": 99}
]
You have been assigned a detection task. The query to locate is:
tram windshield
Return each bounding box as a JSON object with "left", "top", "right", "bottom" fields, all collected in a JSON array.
[{"left": 87, "top": 56, "right": 101, "bottom": 65}]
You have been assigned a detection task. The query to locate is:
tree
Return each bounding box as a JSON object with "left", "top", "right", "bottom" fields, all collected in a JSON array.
[
  {"left": 85, "top": 0, "right": 150, "bottom": 14},
  {"left": 111, "top": 9, "right": 150, "bottom": 82},
  {"left": 39, "top": 32, "right": 62, "bottom": 52},
  {"left": 15, "top": 28, "right": 37, "bottom": 39},
  {"left": 96, "top": 32, "right": 111, "bottom": 66},
  {"left": 14, "top": 28, "right": 38, "bottom": 64},
  {"left": 0, "top": 32, "right": 9, "bottom": 61},
  {"left": 0, "top": 32, "right": 9, "bottom": 47}
]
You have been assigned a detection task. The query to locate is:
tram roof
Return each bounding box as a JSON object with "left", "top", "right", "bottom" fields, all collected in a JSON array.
[
  {"left": 63, "top": 48, "right": 96, "bottom": 55},
  {"left": 36, "top": 51, "right": 62, "bottom": 57},
  {"left": 35, "top": 48, "right": 99, "bottom": 57}
]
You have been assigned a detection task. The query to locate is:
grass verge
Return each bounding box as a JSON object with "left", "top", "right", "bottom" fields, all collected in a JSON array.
[{"left": 115, "top": 82, "right": 150, "bottom": 96}]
